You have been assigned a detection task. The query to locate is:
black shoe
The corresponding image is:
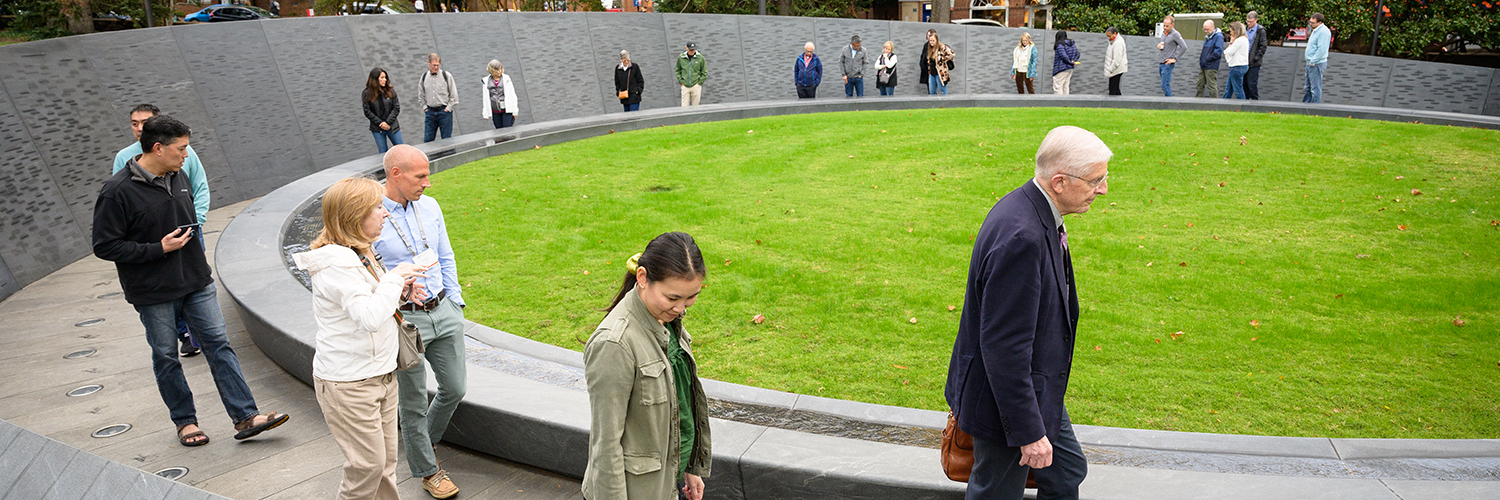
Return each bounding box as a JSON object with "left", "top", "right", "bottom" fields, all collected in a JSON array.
[{"left": 180, "top": 341, "right": 201, "bottom": 357}]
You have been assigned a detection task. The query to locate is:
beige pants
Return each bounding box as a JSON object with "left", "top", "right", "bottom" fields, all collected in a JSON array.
[
  {"left": 680, "top": 84, "right": 702, "bottom": 106},
  {"left": 1053, "top": 70, "right": 1073, "bottom": 95},
  {"left": 315, "top": 373, "right": 400, "bottom": 500}
]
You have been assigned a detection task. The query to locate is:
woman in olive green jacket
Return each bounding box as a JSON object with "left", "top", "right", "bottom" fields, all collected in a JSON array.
[{"left": 584, "top": 232, "right": 712, "bottom": 500}]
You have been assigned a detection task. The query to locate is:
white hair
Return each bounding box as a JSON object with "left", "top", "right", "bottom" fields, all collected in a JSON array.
[
  {"left": 804, "top": 41, "right": 815, "bottom": 51},
  {"left": 1034, "top": 126, "right": 1113, "bottom": 180}
]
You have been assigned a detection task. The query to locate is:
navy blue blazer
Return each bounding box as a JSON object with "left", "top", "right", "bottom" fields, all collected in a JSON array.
[{"left": 945, "top": 180, "right": 1079, "bottom": 448}]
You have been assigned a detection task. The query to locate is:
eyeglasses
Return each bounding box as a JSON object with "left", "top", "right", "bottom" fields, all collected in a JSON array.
[{"left": 1063, "top": 172, "right": 1109, "bottom": 188}]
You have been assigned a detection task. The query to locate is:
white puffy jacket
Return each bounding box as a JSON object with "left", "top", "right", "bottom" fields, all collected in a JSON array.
[{"left": 293, "top": 244, "right": 404, "bottom": 382}]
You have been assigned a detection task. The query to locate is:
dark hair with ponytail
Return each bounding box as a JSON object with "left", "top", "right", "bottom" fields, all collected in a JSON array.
[{"left": 604, "top": 232, "right": 706, "bottom": 314}]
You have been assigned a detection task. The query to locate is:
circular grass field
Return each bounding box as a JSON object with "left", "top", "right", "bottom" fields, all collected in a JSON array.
[{"left": 429, "top": 108, "right": 1499, "bottom": 439}]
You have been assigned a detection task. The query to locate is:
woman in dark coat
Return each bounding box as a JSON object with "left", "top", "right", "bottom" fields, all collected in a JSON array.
[
  {"left": 362, "top": 67, "right": 401, "bottom": 153},
  {"left": 615, "top": 50, "right": 646, "bottom": 112}
]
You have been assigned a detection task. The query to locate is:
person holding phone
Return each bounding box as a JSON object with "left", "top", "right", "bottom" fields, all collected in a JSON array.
[
  {"left": 370, "top": 144, "right": 468, "bottom": 499},
  {"left": 294, "top": 177, "right": 430, "bottom": 500},
  {"left": 93, "top": 115, "right": 290, "bottom": 448},
  {"left": 583, "top": 232, "right": 712, "bottom": 500}
]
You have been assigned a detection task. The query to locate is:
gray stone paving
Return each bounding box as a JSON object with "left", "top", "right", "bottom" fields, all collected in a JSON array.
[{"left": 0, "top": 200, "right": 582, "bottom": 500}]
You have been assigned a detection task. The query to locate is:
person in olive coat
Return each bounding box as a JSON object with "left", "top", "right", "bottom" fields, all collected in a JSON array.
[
  {"left": 584, "top": 232, "right": 712, "bottom": 500},
  {"left": 615, "top": 50, "right": 646, "bottom": 112},
  {"left": 362, "top": 67, "right": 402, "bottom": 153}
]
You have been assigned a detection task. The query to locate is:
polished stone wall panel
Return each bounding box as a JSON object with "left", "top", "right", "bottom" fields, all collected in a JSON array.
[
  {"left": 0, "top": 91, "right": 90, "bottom": 287},
  {"left": 77, "top": 27, "right": 243, "bottom": 207},
  {"left": 0, "top": 38, "right": 134, "bottom": 230},
  {"left": 965, "top": 27, "right": 1052, "bottom": 95},
  {"left": 1385, "top": 60, "right": 1493, "bottom": 115},
  {"left": 263, "top": 17, "right": 372, "bottom": 168},
  {"left": 585, "top": 13, "right": 674, "bottom": 114},
  {"left": 174, "top": 21, "right": 315, "bottom": 198},
  {"left": 662, "top": 13, "right": 748, "bottom": 105},
  {"left": 892, "top": 21, "right": 967, "bottom": 95},
  {"left": 1065, "top": 32, "right": 1110, "bottom": 95},
  {"left": 427, "top": 12, "right": 534, "bottom": 131},
  {"left": 1487, "top": 71, "right": 1500, "bottom": 117},
  {"left": 1254, "top": 45, "right": 1303, "bottom": 102},
  {"left": 1289, "top": 52, "right": 1392, "bottom": 107},
  {"left": 345, "top": 14, "right": 445, "bottom": 137},
  {"left": 509, "top": 12, "right": 605, "bottom": 122},
  {"left": 812, "top": 17, "right": 888, "bottom": 96},
  {"left": 739, "top": 16, "right": 816, "bottom": 100}
]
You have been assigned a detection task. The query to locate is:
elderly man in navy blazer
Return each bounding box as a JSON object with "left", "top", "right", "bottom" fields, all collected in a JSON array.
[{"left": 945, "top": 126, "right": 1112, "bottom": 500}]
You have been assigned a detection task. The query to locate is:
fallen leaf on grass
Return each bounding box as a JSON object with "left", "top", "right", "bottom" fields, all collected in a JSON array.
[
  {"left": 1218, "top": 181, "right": 1226, "bottom": 187},
  {"left": 1398, "top": 224, "right": 1408, "bottom": 230},
  {"left": 752, "top": 314, "right": 766, "bottom": 324},
  {"left": 1394, "top": 175, "right": 1404, "bottom": 180},
  {"left": 1154, "top": 338, "right": 1162, "bottom": 344},
  {"left": 948, "top": 305, "right": 957, "bottom": 311},
  {"left": 1411, "top": 189, "right": 1423, "bottom": 195},
  {"left": 892, "top": 364, "right": 909, "bottom": 370},
  {"left": 1179, "top": 262, "right": 1188, "bottom": 267},
  {"left": 583, "top": 270, "right": 590, "bottom": 275},
  {"left": 1251, "top": 337, "right": 1259, "bottom": 341},
  {"left": 1239, "top": 136, "right": 1248, "bottom": 146},
  {"left": 1250, "top": 320, "right": 1261, "bottom": 327},
  {"left": 1454, "top": 315, "right": 1465, "bottom": 327},
  {"left": 724, "top": 259, "right": 732, "bottom": 266},
  {"left": 1171, "top": 331, "right": 1184, "bottom": 340},
  {"left": 1094, "top": 345, "right": 1102, "bottom": 351},
  {"left": 1146, "top": 262, "right": 1154, "bottom": 267},
  {"left": 1335, "top": 294, "right": 1344, "bottom": 298},
  {"left": 909, "top": 317, "right": 919, "bottom": 324},
  {"left": 1356, "top": 254, "right": 1370, "bottom": 258}
]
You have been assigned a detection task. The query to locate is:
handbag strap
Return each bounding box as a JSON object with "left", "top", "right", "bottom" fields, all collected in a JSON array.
[{"left": 358, "top": 252, "right": 406, "bottom": 323}]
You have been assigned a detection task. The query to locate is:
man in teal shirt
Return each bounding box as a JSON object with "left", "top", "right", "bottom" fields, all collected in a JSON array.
[
  {"left": 113, "top": 103, "right": 210, "bottom": 356},
  {"left": 113, "top": 104, "right": 210, "bottom": 225},
  {"left": 1302, "top": 13, "right": 1331, "bottom": 104}
]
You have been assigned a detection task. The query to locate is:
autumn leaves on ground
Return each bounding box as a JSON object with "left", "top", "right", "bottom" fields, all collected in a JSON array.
[{"left": 432, "top": 108, "right": 1499, "bottom": 439}]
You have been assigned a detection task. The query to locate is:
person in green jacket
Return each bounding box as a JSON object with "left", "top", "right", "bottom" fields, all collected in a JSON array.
[
  {"left": 675, "top": 42, "right": 707, "bottom": 107},
  {"left": 584, "top": 232, "right": 712, "bottom": 500}
]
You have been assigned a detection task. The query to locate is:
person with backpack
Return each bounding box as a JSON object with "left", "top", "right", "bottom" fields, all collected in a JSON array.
[{"left": 416, "top": 53, "right": 458, "bottom": 142}]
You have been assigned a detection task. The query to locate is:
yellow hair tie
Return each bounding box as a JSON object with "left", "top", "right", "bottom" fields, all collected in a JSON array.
[{"left": 626, "top": 253, "right": 643, "bottom": 274}]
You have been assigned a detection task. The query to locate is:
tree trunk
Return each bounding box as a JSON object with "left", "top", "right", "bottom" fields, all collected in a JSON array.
[
  {"left": 62, "top": 0, "right": 94, "bottom": 34},
  {"left": 932, "top": 0, "right": 949, "bottom": 24},
  {"left": 777, "top": 0, "right": 788, "bottom": 16}
]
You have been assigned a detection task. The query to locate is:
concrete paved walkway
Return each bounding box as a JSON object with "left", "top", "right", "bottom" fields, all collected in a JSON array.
[{"left": 0, "top": 200, "right": 583, "bottom": 500}]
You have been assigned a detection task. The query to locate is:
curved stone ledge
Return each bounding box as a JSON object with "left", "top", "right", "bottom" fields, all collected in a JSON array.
[{"left": 218, "top": 97, "right": 1500, "bottom": 499}]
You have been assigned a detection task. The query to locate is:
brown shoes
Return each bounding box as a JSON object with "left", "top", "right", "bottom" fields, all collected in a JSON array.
[{"left": 422, "top": 470, "right": 458, "bottom": 499}]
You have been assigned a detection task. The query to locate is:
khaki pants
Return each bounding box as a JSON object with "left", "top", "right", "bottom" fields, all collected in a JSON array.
[
  {"left": 1053, "top": 70, "right": 1073, "bottom": 95},
  {"left": 680, "top": 84, "right": 702, "bottom": 106},
  {"left": 316, "top": 373, "right": 400, "bottom": 500},
  {"left": 1196, "top": 69, "right": 1219, "bottom": 98}
]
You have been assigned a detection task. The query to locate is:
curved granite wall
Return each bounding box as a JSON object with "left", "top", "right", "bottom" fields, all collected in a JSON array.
[{"left": 1, "top": 12, "right": 1498, "bottom": 301}]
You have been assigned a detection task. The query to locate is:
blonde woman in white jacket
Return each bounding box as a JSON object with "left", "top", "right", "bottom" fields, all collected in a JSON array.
[
  {"left": 482, "top": 59, "right": 519, "bottom": 129},
  {"left": 1221, "top": 22, "right": 1250, "bottom": 99},
  {"left": 293, "top": 177, "right": 428, "bottom": 500}
]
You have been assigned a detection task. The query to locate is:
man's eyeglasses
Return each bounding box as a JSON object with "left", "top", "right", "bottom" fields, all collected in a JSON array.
[{"left": 1063, "top": 172, "right": 1109, "bottom": 188}]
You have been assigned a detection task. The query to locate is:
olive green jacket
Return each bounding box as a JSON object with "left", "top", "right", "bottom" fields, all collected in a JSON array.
[{"left": 583, "top": 288, "right": 712, "bottom": 500}]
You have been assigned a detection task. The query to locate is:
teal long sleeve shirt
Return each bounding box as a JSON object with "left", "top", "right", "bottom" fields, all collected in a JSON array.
[
  {"left": 113, "top": 143, "right": 211, "bottom": 225},
  {"left": 1305, "top": 25, "right": 1331, "bottom": 66}
]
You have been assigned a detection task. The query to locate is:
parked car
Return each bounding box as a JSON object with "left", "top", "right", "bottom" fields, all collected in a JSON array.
[
  {"left": 952, "top": 18, "right": 1005, "bottom": 28},
  {"left": 341, "top": 3, "right": 403, "bottom": 15},
  {"left": 185, "top": 4, "right": 277, "bottom": 22}
]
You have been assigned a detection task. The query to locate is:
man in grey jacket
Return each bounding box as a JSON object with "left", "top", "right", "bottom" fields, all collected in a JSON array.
[
  {"left": 1157, "top": 15, "right": 1187, "bottom": 97},
  {"left": 841, "top": 35, "right": 869, "bottom": 98}
]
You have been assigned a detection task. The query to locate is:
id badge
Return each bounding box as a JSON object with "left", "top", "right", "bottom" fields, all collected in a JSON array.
[{"left": 414, "top": 248, "right": 438, "bottom": 268}]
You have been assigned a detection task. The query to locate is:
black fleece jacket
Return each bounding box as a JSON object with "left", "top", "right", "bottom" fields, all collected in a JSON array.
[{"left": 92, "top": 159, "right": 213, "bottom": 305}]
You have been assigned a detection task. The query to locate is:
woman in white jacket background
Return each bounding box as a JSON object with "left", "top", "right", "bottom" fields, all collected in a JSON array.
[
  {"left": 293, "top": 177, "right": 427, "bottom": 500},
  {"left": 1221, "top": 22, "right": 1250, "bottom": 99},
  {"left": 482, "top": 59, "right": 519, "bottom": 129}
]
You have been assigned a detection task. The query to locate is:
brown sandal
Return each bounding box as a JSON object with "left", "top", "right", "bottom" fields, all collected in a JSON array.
[
  {"left": 177, "top": 423, "right": 209, "bottom": 447},
  {"left": 233, "top": 412, "right": 290, "bottom": 440}
]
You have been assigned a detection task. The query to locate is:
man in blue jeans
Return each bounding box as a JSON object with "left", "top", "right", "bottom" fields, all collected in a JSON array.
[
  {"left": 1157, "top": 15, "right": 1186, "bottom": 97},
  {"left": 1303, "top": 13, "right": 1331, "bottom": 103},
  {"left": 93, "top": 115, "right": 288, "bottom": 448},
  {"left": 417, "top": 53, "right": 458, "bottom": 142},
  {"left": 840, "top": 35, "right": 868, "bottom": 98}
]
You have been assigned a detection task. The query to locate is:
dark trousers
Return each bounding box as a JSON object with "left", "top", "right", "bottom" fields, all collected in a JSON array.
[
  {"left": 966, "top": 409, "right": 1087, "bottom": 500},
  {"left": 797, "top": 85, "right": 817, "bottom": 98},
  {"left": 1107, "top": 74, "right": 1123, "bottom": 96},
  {"left": 622, "top": 102, "right": 640, "bottom": 112},
  {"left": 1015, "top": 73, "right": 1034, "bottom": 94},
  {"left": 490, "top": 111, "right": 513, "bottom": 129},
  {"left": 423, "top": 107, "right": 453, "bottom": 142},
  {"left": 1245, "top": 65, "right": 1261, "bottom": 100}
]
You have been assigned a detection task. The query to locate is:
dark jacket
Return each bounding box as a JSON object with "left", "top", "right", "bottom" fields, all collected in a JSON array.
[
  {"left": 614, "top": 63, "right": 645, "bottom": 105},
  {"left": 362, "top": 90, "right": 401, "bottom": 133},
  {"left": 1199, "top": 31, "right": 1224, "bottom": 70},
  {"left": 1248, "top": 23, "right": 1269, "bottom": 67},
  {"left": 945, "top": 181, "right": 1079, "bottom": 448},
  {"left": 794, "top": 53, "right": 822, "bottom": 88},
  {"left": 1052, "top": 40, "right": 1080, "bottom": 76},
  {"left": 919, "top": 43, "right": 955, "bottom": 84},
  {"left": 92, "top": 159, "right": 213, "bottom": 306}
]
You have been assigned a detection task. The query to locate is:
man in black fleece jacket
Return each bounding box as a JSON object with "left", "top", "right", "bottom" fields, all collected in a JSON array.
[{"left": 93, "top": 115, "right": 289, "bottom": 447}]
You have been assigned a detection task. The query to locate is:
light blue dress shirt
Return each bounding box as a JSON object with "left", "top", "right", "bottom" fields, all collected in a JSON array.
[
  {"left": 373, "top": 195, "right": 464, "bottom": 307},
  {"left": 1305, "top": 25, "right": 1331, "bottom": 66},
  {"left": 114, "top": 143, "right": 211, "bottom": 225}
]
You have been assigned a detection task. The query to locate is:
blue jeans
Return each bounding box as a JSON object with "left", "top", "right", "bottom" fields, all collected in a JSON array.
[
  {"left": 1223, "top": 66, "right": 1247, "bottom": 99},
  {"left": 491, "top": 112, "right": 513, "bottom": 129},
  {"left": 845, "top": 77, "right": 864, "bottom": 97},
  {"left": 927, "top": 74, "right": 947, "bottom": 95},
  {"left": 371, "top": 129, "right": 403, "bottom": 153},
  {"left": 878, "top": 85, "right": 894, "bottom": 95},
  {"left": 966, "top": 409, "right": 1087, "bottom": 500},
  {"left": 423, "top": 108, "right": 452, "bottom": 142},
  {"left": 623, "top": 102, "right": 640, "bottom": 112},
  {"left": 1159, "top": 63, "right": 1175, "bottom": 96},
  {"left": 134, "top": 284, "right": 258, "bottom": 427},
  {"left": 1303, "top": 62, "right": 1325, "bottom": 103}
]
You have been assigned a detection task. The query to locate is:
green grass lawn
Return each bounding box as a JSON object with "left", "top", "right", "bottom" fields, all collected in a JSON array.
[{"left": 429, "top": 108, "right": 1500, "bottom": 439}]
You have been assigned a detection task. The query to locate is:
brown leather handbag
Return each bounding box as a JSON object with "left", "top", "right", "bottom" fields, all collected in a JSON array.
[{"left": 941, "top": 411, "right": 975, "bottom": 482}]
